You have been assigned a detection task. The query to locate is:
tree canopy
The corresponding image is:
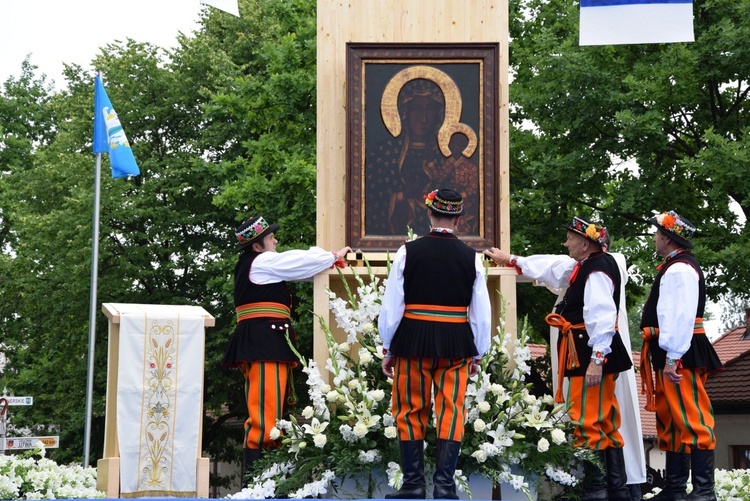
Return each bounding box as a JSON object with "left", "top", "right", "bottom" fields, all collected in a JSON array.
[{"left": 0, "top": 0, "right": 748, "bottom": 490}]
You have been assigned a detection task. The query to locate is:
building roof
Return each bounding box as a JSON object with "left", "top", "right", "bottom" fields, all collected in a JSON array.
[
  {"left": 705, "top": 349, "right": 750, "bottom": 412},
  {"left": 632, "top": 351, "right": 658, "bottom": 439},
  {"left": 712, "top": 325, "right": 750, "bottom": 365}
]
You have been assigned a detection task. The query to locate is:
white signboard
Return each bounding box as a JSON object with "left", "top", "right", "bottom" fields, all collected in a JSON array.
[
  {"left": 3, "top": 436, "right": 59, "bottom": 450},
  {"left": 3, "top": 396, "right": 33, "bottom": 406}
]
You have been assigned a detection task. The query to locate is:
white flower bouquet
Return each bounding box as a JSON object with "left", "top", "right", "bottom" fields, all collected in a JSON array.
[
  {"left": 0, "top": 445, "right": 104, "bottom": 500},
  {"left": 232, "top": 262, "right": 587, "bottom": 499}
]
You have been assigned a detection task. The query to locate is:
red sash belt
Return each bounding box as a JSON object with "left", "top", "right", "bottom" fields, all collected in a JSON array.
[
  {"left": 545, "top": 313, "right": 585, "bottom": 403},
  {"left": 640, "top": 317, "right": 704, "bottom": 411},
  {"left": 236, "top": 302, "right": 291, "bottom": 322},
  {"left": 404, "top": 304, "right": 468, "bottom": 323}
]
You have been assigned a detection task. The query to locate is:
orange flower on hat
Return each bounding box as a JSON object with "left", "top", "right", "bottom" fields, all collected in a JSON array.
[
  {"left": 585, "top": 224, "right": 600, "bottom": 241},
  {"left": 662, "top": 213, "right": 676, "bottom": 230}
]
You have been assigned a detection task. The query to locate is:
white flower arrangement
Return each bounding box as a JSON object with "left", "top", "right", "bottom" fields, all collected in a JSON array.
[
  {"left": 0, "top": 446, "right": 104, "bottom": 500},
  {"left": 643, "top": 469, "right": 750, "bottom": 501},
  {"left": 230, "top": 261, "right": 590, "bottom": 500}
]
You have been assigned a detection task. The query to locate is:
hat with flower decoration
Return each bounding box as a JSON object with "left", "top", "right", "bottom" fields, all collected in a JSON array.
[
  {"left": 423, "top": 188, "right": 464, "bottom": 216},
  {"left": 235, "top": 216, "right": 279, "bottom": 249},
  {"left": 563, "top": 216, "right": 609, "bottom": 247},
  {"left": 650, "top": 210, "right": 696, "bottom": 248}
]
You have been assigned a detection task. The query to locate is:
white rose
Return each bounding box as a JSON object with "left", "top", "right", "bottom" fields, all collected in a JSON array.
[
  {"left": 313, "top": 434, "right": 327, "bottom": 448},
  {"left": 471, "top": 449, "right": 488, "bottom": 463},
  {"left": 326, "top": 390, "right": 339, "bottom": 402},
  {"left": 358, "top": 348, "right": 373, "bottom": 365},
  {"left": 384, "top": 426, "right": 398, "bottom": 439},
  {"left": 477, "top": 401, "right": 491, "bottom": 413},
  {"left": 369, "top": 389, "right": 385, "bottom": 402},
  {"left": 353, "top": 422, "right": 370, "bottom": 438},
  {"left": 473, "top": 419, "right": 487, "bottom": 432},
  {"left": 348, "top": 379, "right": 360, "bottom": 390},
  {"left": 321, "top": 384, "right": 332, "bottom": 394},
  {"left": 269, "top": 427, "right": 281, "bottom": 440},
  {"left": 338, "top": 342, "right": 351, "bottom": 352},
  {"left": 362, "top": 323, "right": 375, "bottom": 333},
  {"left": 537, "top": 437, "right": 550, "bottom": 452},
  {"left": 550, "top": 428, "right": 566, "bottom": 445},
  {"left": 489, "top": 383, "right": 504, "bottom": 396},
  {"left": 302, "top": 406, "right": 314, "bottom": 419}
]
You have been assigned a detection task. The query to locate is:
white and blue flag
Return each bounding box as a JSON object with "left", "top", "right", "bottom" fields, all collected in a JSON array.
[
  {"left": 93, "top": 75, "right": 140, "bottom": 179},
  {"left": 580, "top": 0, "right": 694, "bottom": 46}
]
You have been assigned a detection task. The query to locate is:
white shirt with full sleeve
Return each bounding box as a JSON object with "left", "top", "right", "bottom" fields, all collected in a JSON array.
[
  {"left": 515, "top": 254, "right": 618, "bottom": 355},
  {"left": 249, "top": 247, "right": 336, "bottom": 284},
  {"left": 656, "top": 261, "right": 700, "bottom": 361},
  {"left": 378, "top": 245, "right": 492, "bottom": 359}
]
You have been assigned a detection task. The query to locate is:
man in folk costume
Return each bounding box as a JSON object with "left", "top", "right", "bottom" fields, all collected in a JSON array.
[
  {"left": 484, "top": 216, "right": 633, "bottom": 501},
  {"left": 379, "top": 188, "right": 492, "bottom": 500},
  {"left": 640, "top": 211, "right": 722, "bottom": 501},
  {"left": 221, "top": 216, "right": 351, "bottom": 486}
]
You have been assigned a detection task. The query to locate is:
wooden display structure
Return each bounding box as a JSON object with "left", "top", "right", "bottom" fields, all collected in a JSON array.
[
  {"left": 97, "top": 303, "right": 215, "bottom": 498},
  {"left": 314, "top": 0, "right": 515, "bottom": 369}
]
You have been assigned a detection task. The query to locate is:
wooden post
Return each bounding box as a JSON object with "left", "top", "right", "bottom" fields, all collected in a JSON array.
[{"left": 314, "top": 0, "right": 514, "bottom": 372}]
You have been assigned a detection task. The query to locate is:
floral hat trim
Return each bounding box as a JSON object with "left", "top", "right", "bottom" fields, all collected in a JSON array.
[
  {"left": 423, "top": 189, "right": 464, "bottom": 215},
  {"left": 653, "top": 211, "right": 696, "bottom": 240},
  {"left": 236, "top": 216, "right": 271, "bottom": 246},
  {"left": 566, "top": 216, "right": 609, "bottom": 246}
]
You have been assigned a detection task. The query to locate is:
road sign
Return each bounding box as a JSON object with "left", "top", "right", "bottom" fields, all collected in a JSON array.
[
  {"left": 3, "top": 396, "right": 33, "bottom": 406},
  {"left": 3, "top": 436, "right": 59, "bottom": 450}
]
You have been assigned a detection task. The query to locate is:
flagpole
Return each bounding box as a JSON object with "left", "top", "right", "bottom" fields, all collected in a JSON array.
[{"left": 83, "top": 128, "right": 103, "bottom": 467}]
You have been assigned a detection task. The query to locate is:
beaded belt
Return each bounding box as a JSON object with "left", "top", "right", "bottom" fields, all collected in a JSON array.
[
  {"left": 403, "top": 304, "right": 468, "bottom": 323},
  {"left": 236, "top": 302, "right": 291, "bottom": 322}
]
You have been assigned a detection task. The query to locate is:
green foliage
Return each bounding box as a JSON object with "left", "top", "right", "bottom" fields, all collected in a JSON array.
[{"left": 508, "top": 0, "right": 750, "bottom": 337}]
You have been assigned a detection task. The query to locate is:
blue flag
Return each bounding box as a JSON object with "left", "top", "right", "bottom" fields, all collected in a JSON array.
[{"left": 93, "top": 75, "right": 140, "bottom": 178}]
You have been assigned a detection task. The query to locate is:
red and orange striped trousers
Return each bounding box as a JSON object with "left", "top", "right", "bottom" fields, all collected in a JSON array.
[
  {"left": 567, "top": 374, "right": 624, "bottom": 450},
  {"left": 240, "top": 361, "right": 291, "bottom": 450},
  {"left": 391, "top": 357, "right": 473, "bottom": 442},
  {"left": 654, "top": 368, "right": 715, "bottom": 453}
]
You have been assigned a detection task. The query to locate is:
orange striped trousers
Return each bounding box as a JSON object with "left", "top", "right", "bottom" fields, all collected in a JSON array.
[
  {"left": 240, "top": 361, "right": 290, "bottom": 450},
  {"left": 654, "top": 368, "right": 715, "bottom": 452},
  {"left": 392, "top": 357, "right": 472, "bottom": 442},
  {"left": 567, "top": 374, "right": 624, "bottom": 450}
]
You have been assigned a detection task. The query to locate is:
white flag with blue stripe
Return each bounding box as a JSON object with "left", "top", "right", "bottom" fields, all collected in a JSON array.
[{"left": 580, "top": 0, "right": 694, "bottom": 46}]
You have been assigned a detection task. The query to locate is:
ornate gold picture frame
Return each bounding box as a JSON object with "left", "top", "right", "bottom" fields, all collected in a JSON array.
[{"left": 346, "top": 43, "right": 500, "bottom": 252}]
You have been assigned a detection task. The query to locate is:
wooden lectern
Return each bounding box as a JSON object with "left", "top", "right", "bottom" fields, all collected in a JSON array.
[{"left": 97, "top": 303, "right": 215, "bottom": 498}]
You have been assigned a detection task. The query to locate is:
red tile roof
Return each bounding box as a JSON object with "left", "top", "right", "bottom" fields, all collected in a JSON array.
[
  {"left": 711, "top": 325, "right": 750, "bottom": 365},
  {"left": 705, "top": 350, "right": 750, "bottom": 410}
]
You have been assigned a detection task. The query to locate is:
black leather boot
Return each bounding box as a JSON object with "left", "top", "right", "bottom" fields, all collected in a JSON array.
[
  {"left": 242, "top": 448, "right": 263, "bottom": 488},
  {"left": 385, "top": 440, "right": 426, "bottom": 499},
  {"left": 605, "top": 447, "right": 630, "bottom": 501},
  {"left": 582, "top": 449, "right": 609, "bottom": 501},
  {"left": 652, "top": 451, "right": 690, "bottom": 501},
  {"left": 686, "top": 450, "right": 717, "bottom": 501},
  {"left": 433, "top": 439, "right": 462, "bottom": 499}
]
